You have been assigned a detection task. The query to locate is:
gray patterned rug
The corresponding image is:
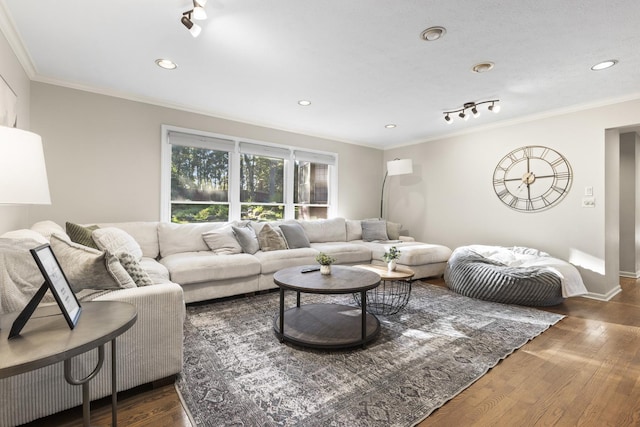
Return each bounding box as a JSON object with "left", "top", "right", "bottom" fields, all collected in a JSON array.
[{"left": 176, "top": 282, "right": 564, "bottom": 426}]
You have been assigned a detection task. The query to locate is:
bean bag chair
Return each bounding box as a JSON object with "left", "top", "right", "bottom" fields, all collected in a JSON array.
[{"left": 444, "top": 245, "right": 587, "bottom": 306}]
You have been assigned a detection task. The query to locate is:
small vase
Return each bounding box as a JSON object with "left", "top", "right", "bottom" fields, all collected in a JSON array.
[
  {"left": 387, "top": 260, "right": 397, "bottom": 271},
  {"left": 320, "top": 264, "right": 331, "bottom": 275}
]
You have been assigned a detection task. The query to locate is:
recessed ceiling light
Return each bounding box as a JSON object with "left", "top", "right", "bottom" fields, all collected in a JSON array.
[
  {"left": 155, "top": 59, "right": 177, "bottom": 70},
  {"left": 420, "top": 26, "right": 446, "bottom": 42},
  {"left": 385, "top": 124, "right": 397, "bottom": 129},
  {"left": 591, "top": 60, "right": 618, "bottom": 71},
  {"left": 298, "top": 100, "right": 311, "bottom": 106},
  {"left": 472, "top": 62, "right": 495, "bottom": 73}
]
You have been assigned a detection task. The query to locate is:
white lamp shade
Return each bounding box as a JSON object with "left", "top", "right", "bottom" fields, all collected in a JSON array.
[
  {"left": 0, "top": 126, "right": 51, "bottom": 205},
  {"left": 386, "top": 158, "right": 413, "bottom": 176}
]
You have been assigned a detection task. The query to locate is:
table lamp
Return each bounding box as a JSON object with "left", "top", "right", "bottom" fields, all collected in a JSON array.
[{"left": 0, "top": 126, "right": 51, "bottom": 205}]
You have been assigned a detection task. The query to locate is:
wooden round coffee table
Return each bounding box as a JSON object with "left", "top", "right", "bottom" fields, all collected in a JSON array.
[{"left": 273, "top": 265, "right": 381, "bottom": 349}]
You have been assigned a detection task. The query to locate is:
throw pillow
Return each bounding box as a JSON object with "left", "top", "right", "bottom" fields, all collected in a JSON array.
[
  {"left": 117, "top": 251, "right": 154, "bottom": 286},
  {"left": 232, "top": 225, "right": 260, "bottom": 255},
  {"left": 49, "top": 234, "right": 136, "bottom": 292},
  {"left": 386, "top": 221, "right": 402, "bottom": 240},
  {"left": 92, "top": 227, "right": 143, "bottom": 260},
  {"left": 257, "top": 223, "right": 288, "bottom": 252},
  {"left": 361, "top": 219, "right": 389, "bottom": 242},
  {"left": 66, "top": 222, "right": 100, "bottom": 249},
  {"left": 202, "top": 226, "right": 243, "bottom": 255},
  {"left": 279, "top": 223, "right": 311, "bottom": 248}
]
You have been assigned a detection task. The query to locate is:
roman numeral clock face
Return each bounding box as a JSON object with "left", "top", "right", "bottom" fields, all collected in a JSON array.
[{"left": 493, "top": 145, "right": 573, "bottom": 212}]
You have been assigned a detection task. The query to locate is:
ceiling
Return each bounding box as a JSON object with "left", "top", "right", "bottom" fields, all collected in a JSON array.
[{"left": 2, "top": 0, "right": 640, "bottom": 149}]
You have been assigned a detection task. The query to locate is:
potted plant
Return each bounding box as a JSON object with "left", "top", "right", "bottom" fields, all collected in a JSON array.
[
  {"left": 315, "top": 252, "right": 336, "bottom": 275},
  {"left": 382, "top": 246, "right": 401, "bottom": 271}
]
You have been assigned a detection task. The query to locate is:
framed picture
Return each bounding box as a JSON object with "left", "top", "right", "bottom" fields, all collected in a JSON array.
[
  {"left": 0, "top": 74, "right": 18, "bottom": 127},
  {"left": 30, "top": 244, "right": 82, "bottom": 329}
]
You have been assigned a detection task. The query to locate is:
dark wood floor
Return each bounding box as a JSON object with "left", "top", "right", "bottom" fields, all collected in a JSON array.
[{"left": 27, "top": 277, "right": 640, "bottom": 426}]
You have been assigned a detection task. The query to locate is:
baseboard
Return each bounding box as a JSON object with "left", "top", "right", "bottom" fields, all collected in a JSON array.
[
  {"left": 619, "top": 270, "right": 640, "bottom": 279},
  {"left": 581, "top": 285, "right": 623, "bottom": 302}
]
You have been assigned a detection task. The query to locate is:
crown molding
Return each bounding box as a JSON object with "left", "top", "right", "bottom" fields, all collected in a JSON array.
[{"left": 0, "top": 0, "right": 37, "bottom": 78}]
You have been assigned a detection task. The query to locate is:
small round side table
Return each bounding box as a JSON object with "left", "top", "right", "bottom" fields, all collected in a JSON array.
[{"left": 353, "top": 264, "right": 415, "bottom": 315}]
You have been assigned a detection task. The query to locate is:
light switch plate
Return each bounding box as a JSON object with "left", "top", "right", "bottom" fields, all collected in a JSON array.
[{"left": 582, "top": 197, "right": 595, "bottom": 208}]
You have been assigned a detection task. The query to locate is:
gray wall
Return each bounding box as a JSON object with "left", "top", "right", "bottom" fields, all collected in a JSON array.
[
  {"left": 384, "top": 101, "right": 640, "bottom": 298},
  {"left": 26, "top": 82, "right": 383, "bottom": 226},
  {"left": 619, "top": 132, "right": 640, "bottom": 277}
]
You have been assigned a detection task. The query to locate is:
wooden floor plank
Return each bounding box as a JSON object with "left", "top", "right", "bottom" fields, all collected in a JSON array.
[{"left": 26, "top": 277, "right": 640, "bottom": 426}]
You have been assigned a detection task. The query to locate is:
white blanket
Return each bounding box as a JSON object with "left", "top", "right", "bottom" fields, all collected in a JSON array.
[{"left": 467, "top": 245, "right": 588, "bottom": 298}]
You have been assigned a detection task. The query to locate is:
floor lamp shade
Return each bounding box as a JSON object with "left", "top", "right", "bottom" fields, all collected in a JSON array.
[
  {"left": 386, "top": 158, "right": 413, "bottom": 176},
  {"left": 0, "top": 126, "right": 51, "bottom": 205}
]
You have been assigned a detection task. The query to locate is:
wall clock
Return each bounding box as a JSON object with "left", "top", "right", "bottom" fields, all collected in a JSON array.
[{"left": 493, "top": 145, "right": 573, "bottom": 212}]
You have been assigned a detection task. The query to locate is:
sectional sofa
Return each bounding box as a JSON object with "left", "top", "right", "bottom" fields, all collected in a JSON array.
[
  {"left": 0, "top": 217, "right": 451, "bottom": 425},
  {"left": 91, "top": 217, "right": 453, "bottom": 303}
]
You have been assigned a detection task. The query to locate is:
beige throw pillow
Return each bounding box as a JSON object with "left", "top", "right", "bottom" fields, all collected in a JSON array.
[
  {"left": 257, "top": 223, "right": 288, "bottom": 252},
  {"left": 92, "top": 227, "right": 143, "bottom": 260},
  {"left": 50, "top": 234, "right": 136, "bottom": 291}
]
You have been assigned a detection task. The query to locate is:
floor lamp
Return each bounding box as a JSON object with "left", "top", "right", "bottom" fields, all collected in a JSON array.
[
  {"left": 0, "top": 126, "right": 51, "bottom": 205},
  {"left": 380, "top": 158, "right": 413, "bottom": 218}
]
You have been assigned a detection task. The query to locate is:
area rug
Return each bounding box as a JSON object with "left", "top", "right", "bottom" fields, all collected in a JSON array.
[{"left": 176, "top": 282, "right": 564, "bottom": 426}]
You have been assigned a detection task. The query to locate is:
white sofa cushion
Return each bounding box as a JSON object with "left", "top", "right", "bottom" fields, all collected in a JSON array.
[
  {"left": 160, "top": 252, "right": 261, "bottom": 284},
  {"left": 96, "top": 222, "right": 161, "bottom": 259},
  {"left": 310, "top": 242, "right": 372, "bottom": 264},
  {"left": 92, "top": 227, "right": 143, "bottom": 260},
  {"left": 298, "top": 217, "right": 346, "bottom": 243},
  {"left": 158, "top": 222, "right": 226, "bottom": 258},
  {"left": 346, "top": 219, "right": 362, "bottom": 241},
  {"left": 202, "top": 225, "right": 243, "bottom": 255},
  {"left": 31, "top": 220, "right": 67, "bottom": 240},
  {"left": 253, "top": 248, "right": 318, "bottom": 274},
  {"left": 363, "top": 241, "right": 453, "bottom": 266}
]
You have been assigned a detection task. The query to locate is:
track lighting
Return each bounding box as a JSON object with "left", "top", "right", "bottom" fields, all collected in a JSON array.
[
  {"left": 181, "top": 12, "right": 201, "bottom": 37},
  {"left": 181, "top": 1, "right": 207, "bottom": 37},
  {"left": 442, "top": 100, "right": 500, "bottom": 124}
]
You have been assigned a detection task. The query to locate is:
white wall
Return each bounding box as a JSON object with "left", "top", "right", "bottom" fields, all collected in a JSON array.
[
  {"left": 0, "top": 24, "right": 32, "bottom": 234},
  {"left": 385, "top": 99, "right": 640, "bottom": 298},
  {"left": 27, "top": 82, "right": 383, "bottom": 226}
]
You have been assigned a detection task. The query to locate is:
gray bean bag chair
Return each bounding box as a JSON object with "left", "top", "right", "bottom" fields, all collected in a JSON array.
[{"left": 444, "top": 245, "right": 571, "bottom": 306}]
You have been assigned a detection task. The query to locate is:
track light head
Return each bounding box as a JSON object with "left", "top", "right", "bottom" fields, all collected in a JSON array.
[
  {"left": 488, "top": 102, "right": 501, "bottom": 113},
  {"left": 444, "top": 114, "right": 452, "bottom": 124},
  {"left": 181, "top": 13, "right": 201, "bottom": 37},
  {"left": 192, "top": 0, "right": 207, "bottom": 20},
  {"left": 459, "top": 111, "right": 468, "bottom": 120},
  {"left": 471, "top": 106, "right": 480, "bottom": 117}
]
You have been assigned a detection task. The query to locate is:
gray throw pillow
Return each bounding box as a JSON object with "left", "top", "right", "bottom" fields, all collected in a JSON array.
[
  {"left": 117, "top": 251, "right": 154, "bottom": 286},
  {"left": 232, "top": 225, "right": 260, "bottom": 254},
  {"left": 279, "top": 223, "right": 311, "bottom": 248},
  {"left": 257, "top": 223, "right": 288, "bottom": 252},
  {"left": 202, "top": 225, "right": 243, "bottom": 255},
  {"left": 361, "top": 220, "right": 389, "bottom": 242}
]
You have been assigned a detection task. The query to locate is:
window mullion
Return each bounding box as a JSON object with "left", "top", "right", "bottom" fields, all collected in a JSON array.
[
  {"left": 284, "top": 154, "right": 295, "bottom": 220},
  {"left": 228, "top": 145, "right": 241, "bottom": 221}
]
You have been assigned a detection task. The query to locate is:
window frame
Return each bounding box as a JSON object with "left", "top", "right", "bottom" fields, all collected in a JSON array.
[{"left": 161, "top": 125, "right": 338, "bottom": 222}]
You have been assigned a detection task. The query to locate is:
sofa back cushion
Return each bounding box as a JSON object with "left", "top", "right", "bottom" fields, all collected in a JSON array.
[
  {"left": 298, "top": 218, "right": 346, "bottom": 243},
  {"left": 346, "top": 220, "right": 362, "bottom": 241},
  {"left": 96, "top": 222, "right": 161, "bottom": 259},
  {"left": 159, "top": 222, "right": 227, "bottom": 258}
]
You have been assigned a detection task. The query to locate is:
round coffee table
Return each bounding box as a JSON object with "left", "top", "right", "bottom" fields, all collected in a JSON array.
[
  {"left": 273, "top": 265, "right": 381, "bottom": 349},
  {"left": 353, "top": 264, "right": 415, "bottom": 315}
]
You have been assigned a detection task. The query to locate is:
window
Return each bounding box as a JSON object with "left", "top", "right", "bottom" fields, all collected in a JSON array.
[{"left": 161, "top": 126, "right": 337, "bottom": 223}]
